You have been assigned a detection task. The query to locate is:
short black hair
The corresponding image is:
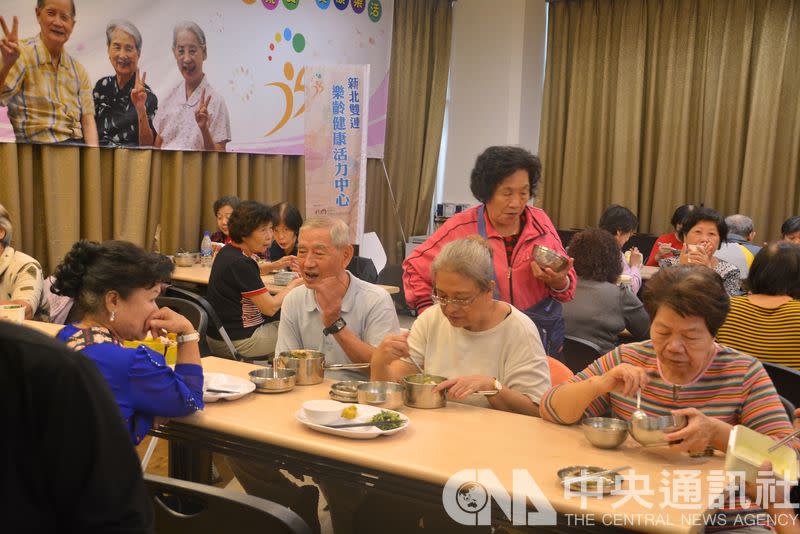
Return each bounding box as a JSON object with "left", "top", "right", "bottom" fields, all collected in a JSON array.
[
  {"left": 678, "top": 207, "right": 728, "bottom": 250},
  {"left": 670, "top": 204, "right": 696, "bottom": 229},
  {"left": 469, "top": 146, "right": 541, "bottom": 203},
  {"left": 228, "top": 201, "right": 272, "bottom": 243},
  {"left": 598, "top": 205, "right": 638, "bottom": 235},
  {"left": 213, "top": 196, "right": 240, "bottom": 217},
  {"left": 746, "top": 242, "right": 800, "bottom": 299},
  {"left": 569, "top": 228, "right": 623, "bottom": 283},
  {"left": 643, "top": 265, "right": 730, "bottom": 336},
  {"left": 37, "top": 0, "right": 76, "bottom": 17},
  {"left": 51, "top": 240, "right": 173, "bottom": 315},
  {"left": 271, "top": 201, "right": 303, "bottom": 234},
  {"left": 781, "top": 216, "right": 800, "bottom": 237}
]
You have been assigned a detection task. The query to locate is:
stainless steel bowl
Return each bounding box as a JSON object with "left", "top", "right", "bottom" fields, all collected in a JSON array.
[
  {"left": 582, "top": 417, "right": 629, "bottom": 449},
  {"left": 629, "top": 414, "right": 688, "bottom": 446},
  {"left": 329, "top": 380, "right": 366, "bottom": 402},
  {"left": 174, "top": 252, "right": 199, "bottom": 267},
  {"left": 557, "top": 465, "right": 616, "bottom": 495},
  {"left": 531, "top": 245, "right": 569, "bottom": 272},
  {"left": 403, "top": 374, "right": 448, "bottom": 409},
  {"left": 275, "top": 350, "right": 370, "bottom": 385},
  {"left": 248, "top": 367, "right": 296, "bottom": 393},
  {"left": 357, "top": 381, "right": 405, "bottom": 410}
]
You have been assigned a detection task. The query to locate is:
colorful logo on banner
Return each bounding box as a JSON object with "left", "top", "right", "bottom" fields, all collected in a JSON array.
[{"left": 246, "top": 0, "right": 380, "bottom": 20}]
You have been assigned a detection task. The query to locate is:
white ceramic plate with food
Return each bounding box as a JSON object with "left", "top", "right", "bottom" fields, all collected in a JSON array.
[
  {"left": 295, "top": 403, "right": 410, "bottom": 439},
  {"left": 203, "top": 372, "right": 256, "bottom": 402}
]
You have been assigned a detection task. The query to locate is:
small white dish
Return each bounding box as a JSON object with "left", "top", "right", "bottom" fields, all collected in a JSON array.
[
  {"left": 203, "top": 372, "right": 256, "bottom": 403},
  {"left": 295, "top": 404, "right": 409, "bottom": 440},
  {"left": 302, "top": 399, "right": 349, "bottom": 425}
]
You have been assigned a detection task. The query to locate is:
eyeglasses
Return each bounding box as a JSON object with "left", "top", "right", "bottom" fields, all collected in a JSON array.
[{"left": 430, "top": 291, "right": 480, "bottom": 309}]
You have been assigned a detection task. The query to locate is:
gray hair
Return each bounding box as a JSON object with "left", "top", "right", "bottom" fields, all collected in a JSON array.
[
  {"left": 431, "top": 238, "right": 494, "bottom": 292},
  {"left": 37, "top": 0, "right": 76, "bottom": 17},
  {"left": 300, "top": 216, "right": 350, "bottom": 249},
  {"left": 725, "top": 214, "right": 754, "bottom": 237},
  {"left": 106, "top": 20, "right": 143, "bottom": 53},
  {"left": 172, "top": 21, "right": 207, "bottom": 53},
  {"left": 0, "top": 204, "right": 12, "bottom": 247}
]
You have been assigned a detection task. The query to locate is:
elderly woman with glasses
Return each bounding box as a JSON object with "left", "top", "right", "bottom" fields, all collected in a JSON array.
[
  {"left": 93, "top": 20, "right": 157, "bottom": 147},
  {"left": 372, "top": 238, "right": 551, "bottom": 416},
  {"left": 153, "top": 20, "right": 230, "bottom": 151}
]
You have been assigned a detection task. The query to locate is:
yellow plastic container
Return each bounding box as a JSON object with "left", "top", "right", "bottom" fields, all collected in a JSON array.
[
  {"left": 725, "top": 424, "right": 799, "bottom": 483},
  {"left": 123, "top": 333, "right": 177, "bottom": 365}
]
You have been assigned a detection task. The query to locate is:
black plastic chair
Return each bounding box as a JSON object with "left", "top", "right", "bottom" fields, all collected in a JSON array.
[
  {"left": 562, "top": 336, "right": 604, "bottom": 374},
  {"left": 377, "top": 264, "right": 411, "bottom": 314},
  {"left": 156, "top": 296, "right": 210, "bottom": 356},
  {"left": 347, "top": 256, "right": 378, "bottom": 283},
  {"left": 145, "top": 474, "right": 311, "bottom": 534},
  {"left": 164, "top": 286, "right": 242, "bottom": 361},
  {"left": 762, "top": 361, "right": 800, "bottom": 412}
]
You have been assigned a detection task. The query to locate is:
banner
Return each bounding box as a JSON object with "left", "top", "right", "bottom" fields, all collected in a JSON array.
[
  {"left": 0, "top": 0, "right": 392, "bottom": 155},
  {"left": 304, "top": 64, "right": 368, "bottom": 243}
]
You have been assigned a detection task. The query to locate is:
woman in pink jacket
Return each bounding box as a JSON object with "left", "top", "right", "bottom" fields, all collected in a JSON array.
[{"left": 403, "top": 146, "right": 576, "bottom": 356}]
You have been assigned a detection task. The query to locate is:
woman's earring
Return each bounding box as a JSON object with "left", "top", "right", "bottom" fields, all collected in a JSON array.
[{"left": 110, "top": 310, "right": 116, "bottom": 322}]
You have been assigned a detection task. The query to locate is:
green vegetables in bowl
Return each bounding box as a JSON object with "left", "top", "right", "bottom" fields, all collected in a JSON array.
[{"left": 369, "top": 410, "right": 405, "bottom": 430}]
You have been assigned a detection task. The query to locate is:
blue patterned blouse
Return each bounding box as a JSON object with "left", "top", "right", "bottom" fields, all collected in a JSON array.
[{"left": 56, "top": 324, "right": 204, "bottom": 444}]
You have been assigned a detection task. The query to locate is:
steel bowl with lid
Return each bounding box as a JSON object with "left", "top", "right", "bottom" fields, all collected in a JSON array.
[
  {"left": 248, "top": 367, "right": 296, "bottom": 393},
  {"left": 403, "top": 374, "right": 448, "bottom": 409},
  {"left": 329, "top": 380, "right": 366, "bottom": 402}
]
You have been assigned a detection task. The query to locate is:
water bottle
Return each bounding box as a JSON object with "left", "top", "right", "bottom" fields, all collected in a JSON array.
[{"left": 200, "top": 231, "right": 213, "bottom": 267}]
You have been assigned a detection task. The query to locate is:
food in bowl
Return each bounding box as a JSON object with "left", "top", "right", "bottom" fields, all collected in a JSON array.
[
  {"left": 405, "top": 374, "right": 442, "bottom": 385},
  {"left": 174, "top": 252, "right": 200, "bottom": 267},
  {"left": 531, "top": 245, "right": 569, "bottom": 272},
  {"left": 369, "top": 410, "right": 405, "bottom": 430},
  {"left": 284, "top": 349, "right": 321, "bottom": 359},
  {"left": 340, "top": 405, "right": 358, "bottom": 419},
  {"left": 302, "top": 399, "right": 345, "bottom": 425}
]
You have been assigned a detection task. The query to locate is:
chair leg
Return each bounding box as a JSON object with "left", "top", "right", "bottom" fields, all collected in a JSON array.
[{"left": 141, "top": 436, "right": 159, "bottom": 470}]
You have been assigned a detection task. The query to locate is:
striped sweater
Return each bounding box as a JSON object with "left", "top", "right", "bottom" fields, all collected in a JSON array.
[
  {"left": 716, "top": 296, "right": 800, "bottom": 371},
  {"left": 541, "top": 341, "right": 796, "bottom": 447}
]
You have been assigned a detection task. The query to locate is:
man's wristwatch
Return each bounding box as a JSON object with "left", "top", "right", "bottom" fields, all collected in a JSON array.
[
  {"left": 176, "top": 332, "right": 200, "bottom": 344},
  {"left": 323, "top": 317, "right": 346, "bottom": 336}
]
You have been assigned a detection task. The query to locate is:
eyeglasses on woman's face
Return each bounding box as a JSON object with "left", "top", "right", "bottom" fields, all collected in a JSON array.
[{"left": 430, "top": 290, "right": 482, "bottom": 309}]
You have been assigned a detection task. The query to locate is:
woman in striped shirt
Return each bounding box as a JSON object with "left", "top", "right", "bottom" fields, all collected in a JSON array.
[
  {"left": 716, "top": 242, "right": 800, "bottom": 370},
  {"left": 541, "top": 265, "right": 795, "bottom": 455}
]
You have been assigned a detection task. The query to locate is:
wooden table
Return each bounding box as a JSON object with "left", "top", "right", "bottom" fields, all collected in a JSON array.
[
  {"left": 156, "top": 357, "right": 727, "bottom": 533},
  {"left": 172, "top": 265, "right": 400, "bottom": 295},
  {"left": 640, "top": 266, "right": 659, "bottom": 281},
  {"left": 22, "top": 319, "right": 64, "bottom": 337}
]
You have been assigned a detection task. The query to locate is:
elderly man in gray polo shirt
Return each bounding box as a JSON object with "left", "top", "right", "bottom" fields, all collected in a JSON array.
[
  {"left": 229, "top": 216, "right": 399, "bottom": 534},
  {"left": 276, "top": 216, "right": 399, "bottom": 381}
]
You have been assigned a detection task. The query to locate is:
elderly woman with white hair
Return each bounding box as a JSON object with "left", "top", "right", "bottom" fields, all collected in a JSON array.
[
  {"left": 93, "top": 20, "right": 158, "bottom": 147},
  {"left": 372, "top": 237, "right": 551, "bottom": 416},
  {"left": 154, "top": 20, "right": 230, "bottom": 151},
  {"left": 0, "top": 204, "right": 48, "bottom": 321}
]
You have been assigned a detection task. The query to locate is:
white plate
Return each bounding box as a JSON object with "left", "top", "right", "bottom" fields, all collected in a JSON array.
[
  {"left": 295, "top": 404, "right": 409, "bottom": 439},
  {"left": 203, "top": 372, "right": 256, "bottom": 402}
]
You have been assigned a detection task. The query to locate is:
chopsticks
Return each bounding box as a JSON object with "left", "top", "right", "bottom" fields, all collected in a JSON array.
[
  {"left": 768, "top": 429, "right": 800, "bottom": 452},
  {"left": 206, "top": 388, "right": 240, "bottom": 394},
  {"left": 324, "top": 420, "right": 405, "bottom": 429}
]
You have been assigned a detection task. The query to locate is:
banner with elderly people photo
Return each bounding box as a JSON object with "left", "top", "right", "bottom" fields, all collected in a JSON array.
[{"left": 0, "top": 0, "right": 392, "bottom": 155}]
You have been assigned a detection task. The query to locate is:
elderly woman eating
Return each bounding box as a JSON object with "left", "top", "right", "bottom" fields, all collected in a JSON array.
[
  {"left": 93, "top": 20, "right": 157, "bottom": 147},
  {"left": 659, "top": 207, "right": 741, "bottom": 295},
  {"left": 0, "top": 204, "right": 48, "bottom": 320},
  {"left": 541, "top": 265, "right": 795, "bottom": 454},
  {"left": 373, "top": 238, "right": 551, "bottom": 416},
  {"left": 154, "top": 21, "right": 230, "bottom": 151},
  {"left": 52, "top": 240, "right": 203, "bottom": 445}
]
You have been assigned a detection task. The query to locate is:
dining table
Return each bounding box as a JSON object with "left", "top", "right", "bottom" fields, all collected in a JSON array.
[
  {"left": 171, "top": 264, "right": 400, "bottom": 295},
  {"left": 154, "top": 356, "right": 731, "bottom": 533}
]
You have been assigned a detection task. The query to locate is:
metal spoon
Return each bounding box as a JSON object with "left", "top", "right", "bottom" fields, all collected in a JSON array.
[
  {"left": 632, "top": 389, "right": 647, "bottom": 421},
  {"left": 768, "top": 429, "right": 800, "bottom": 452}
]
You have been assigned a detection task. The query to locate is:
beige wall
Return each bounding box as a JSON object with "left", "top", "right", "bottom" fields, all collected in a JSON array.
[{"left": 440, "top": 0, "right": 548, "bottom": 205}]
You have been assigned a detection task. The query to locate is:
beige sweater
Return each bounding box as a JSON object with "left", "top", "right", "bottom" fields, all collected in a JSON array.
[{"left": 0, "top": 246, "right": 49, "bottom": 320}]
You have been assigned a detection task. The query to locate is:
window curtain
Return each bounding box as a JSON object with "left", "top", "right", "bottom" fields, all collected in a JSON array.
[
  {"left": 0, "top": 0, "right": 453, "bottom": 273},
  {"left": 539, "top": 0, "right": 800, "bottom": 239}
]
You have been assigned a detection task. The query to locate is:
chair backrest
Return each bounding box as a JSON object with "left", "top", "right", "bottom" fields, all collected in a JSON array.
[
  {"left": 548, "top": 356, "right": 574, "bottom": 385},
  {"left": 347, "top": 256, "right": 378, "bottom": 283},
  {"left": 156, "top": 296, "right": 209, "bottom": 356},
  {"left": 144, "top": 474, "right": 311, "bottom": 534},
  {"left": 376, "top": 264, "right": 411, "bottom": 312},
  {"left": 164, "top": 286, "right": 242, "bottom": 361},
  {"left": 562, "top": 336, "right": 604, "bottom": 374},
  {"left": 761, "top": 361, "right": 800, "bottom": 410}
]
